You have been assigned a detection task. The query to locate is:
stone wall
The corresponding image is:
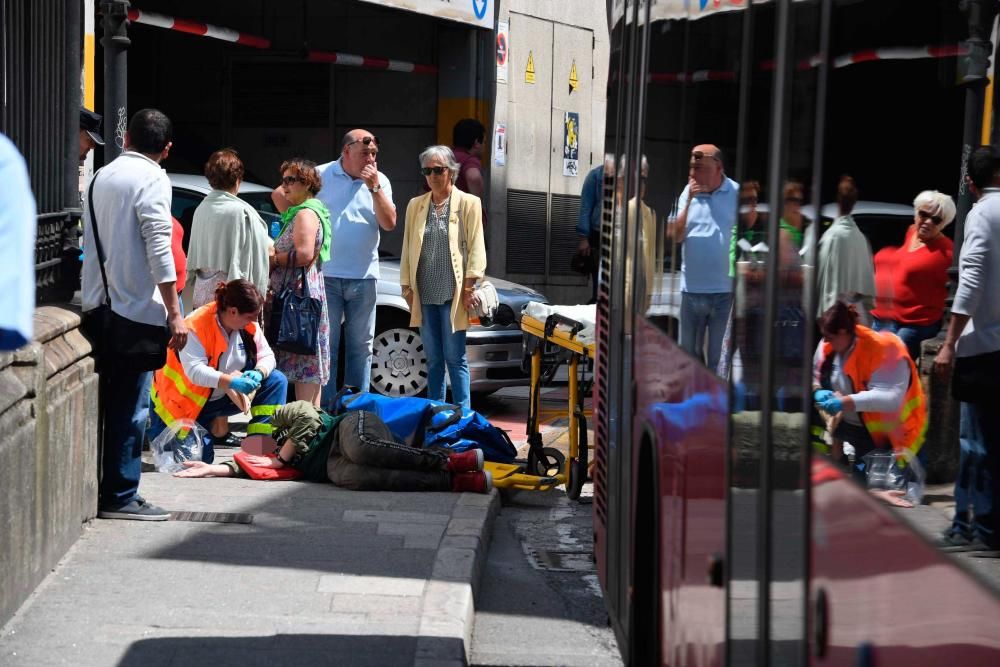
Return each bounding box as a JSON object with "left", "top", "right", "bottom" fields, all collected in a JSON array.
[
  {"left": 919, "top": 335, "right": 960, "bottom": 484},
  {"left": 0, "top": 306, "right": 99, "bottom": 626}
]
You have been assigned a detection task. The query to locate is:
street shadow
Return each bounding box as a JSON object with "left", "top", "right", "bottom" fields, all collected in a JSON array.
[{"left": 117, "top": 633, "right": 461, "bottom": 667}]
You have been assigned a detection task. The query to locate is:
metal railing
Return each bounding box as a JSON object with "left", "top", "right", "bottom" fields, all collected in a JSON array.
[{"left": 1, "top": 0, "right": 82, "bottom": 302}]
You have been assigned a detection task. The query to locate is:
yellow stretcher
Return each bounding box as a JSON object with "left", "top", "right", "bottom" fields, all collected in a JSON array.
[{"left": 485, "top": 312, "right": 594, "bottom": 501}]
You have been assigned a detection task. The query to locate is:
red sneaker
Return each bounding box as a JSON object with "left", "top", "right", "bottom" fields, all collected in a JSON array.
[
  {"left": 446, "top": 449, "right": 484, "bottom": 473},
  {"left": 451, "top": 470, "right": 493, "bottom": 494}
]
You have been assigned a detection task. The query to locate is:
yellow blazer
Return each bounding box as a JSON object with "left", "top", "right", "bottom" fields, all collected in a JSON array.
[{"left": 399, "top": 187, "right": 487, "bottom": 332}]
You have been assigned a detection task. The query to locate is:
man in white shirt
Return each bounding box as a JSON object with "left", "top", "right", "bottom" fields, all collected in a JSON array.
[
  {"left": 82, "top": 108, "right": 188, "bottom": 521},
  {"left": 0, "top": 134, "right": 36, "bottom": 350},
  {"left": 935, "top": 145, "right": 1000, "bottom": 553},
  {"left": 315, "top": 130, "right": 396, "bottom": 405}
]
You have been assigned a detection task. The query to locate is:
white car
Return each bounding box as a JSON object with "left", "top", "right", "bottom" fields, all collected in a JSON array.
[{"left": 169, "top": 174, "right": 547, "bottom": 398}]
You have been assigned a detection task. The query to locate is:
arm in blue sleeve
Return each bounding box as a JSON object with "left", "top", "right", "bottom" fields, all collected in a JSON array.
[{"left": 577, "top": 167, "right": 599, "bottom": 237}]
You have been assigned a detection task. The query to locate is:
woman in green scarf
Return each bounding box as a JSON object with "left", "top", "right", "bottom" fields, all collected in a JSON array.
[{"left": 268, "top": 158, "right": 333, "bottom": 407}]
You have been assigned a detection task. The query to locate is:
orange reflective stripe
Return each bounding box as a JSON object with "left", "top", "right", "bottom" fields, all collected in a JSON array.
[{"left": 161, "top": 363, "right": 209, "bottom": 409}]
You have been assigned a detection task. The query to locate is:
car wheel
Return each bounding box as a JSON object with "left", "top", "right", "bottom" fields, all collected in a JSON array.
[{"left": 370, "top": 324, "right": 428, "bottom": 397}]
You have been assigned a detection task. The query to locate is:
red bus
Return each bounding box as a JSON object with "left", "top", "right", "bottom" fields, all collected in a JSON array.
[{"left": 593, "top": 1, "right": 1000, "bottom": 664}]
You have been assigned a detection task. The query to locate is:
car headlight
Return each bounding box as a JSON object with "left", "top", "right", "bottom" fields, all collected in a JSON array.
[{"left": 491, "top": 303, "right": 516, "bottom": 327}]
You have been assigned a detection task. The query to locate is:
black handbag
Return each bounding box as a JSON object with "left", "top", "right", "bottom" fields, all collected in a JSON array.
[
  {"left": 81, "top": 173, "right": 170, "bottom": 374},
  {"left": 269, "top": 250, "right": 322, "bottom": 355},
  {"left": 952, "top": 349, "right": 1000, "bottom": 402}
]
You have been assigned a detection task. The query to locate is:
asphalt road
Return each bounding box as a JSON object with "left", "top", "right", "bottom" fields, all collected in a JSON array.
[{"left": 470, "top": 483, "right": 622, "bottom": 667}]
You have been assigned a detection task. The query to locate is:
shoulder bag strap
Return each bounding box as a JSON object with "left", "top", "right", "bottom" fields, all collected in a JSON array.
[{"left": 86, "top": 171, "right": 112, "bottom": 307}]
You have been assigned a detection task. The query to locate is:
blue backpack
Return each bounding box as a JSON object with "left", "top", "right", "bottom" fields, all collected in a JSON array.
[{"left": 330, "top": 388, "right": 517, "bottom": 464}]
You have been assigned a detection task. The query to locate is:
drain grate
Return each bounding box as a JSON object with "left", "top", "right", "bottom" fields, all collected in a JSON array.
[
  {"left": 169, "top": 511, "right": 254, "bottom": 524},
  {"left": 530, "top": 550, "right": 595, "bottom": 572}
]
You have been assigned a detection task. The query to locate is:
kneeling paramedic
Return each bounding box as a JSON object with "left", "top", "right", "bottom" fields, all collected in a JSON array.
[
  {"left": 148, "top": 279, "right": 287, "bottom": 462},
  {"left": 812, "top": 300, "right": 927, "bottom": 478},
  {"left": 175, "top": 400, "right": 493, "bottom": 493}
]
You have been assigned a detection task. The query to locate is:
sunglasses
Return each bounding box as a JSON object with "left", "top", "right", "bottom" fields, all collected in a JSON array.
[
  {"left": 785, "top": 196, "right": 804, "bottom": 204},
  {"left": 690, "top": 150, "right": 719, "bottom": 162},
  {"left": 739, "top": 197, "right": 758, "bottom": 205},
  {"left": 917, "top": 209, "right": 943, "bottom": 224},
  {"left": 281, "top": 175, "right": 304, "bottom": 186},
  {"left": 347, "top": 136, "right": 379, "bottom": 148},
  {"left": 421, "top": 166, "right": 449, "bottom": 176}
]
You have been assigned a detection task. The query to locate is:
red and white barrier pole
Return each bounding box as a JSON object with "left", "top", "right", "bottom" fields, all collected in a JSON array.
[
  {"left": 127, "top": 9, "right": 271, "bottom": 49},
  {"left": 306, "top": 50, "right": 438, "bottom": 75},
  {"left": 126, "top": 8, "right": 438, "bottom": 74}
]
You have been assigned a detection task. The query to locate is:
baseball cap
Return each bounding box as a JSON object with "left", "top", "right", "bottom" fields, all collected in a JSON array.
[{"left": 79, "top": 108, "right": 105, "bottom": 146}]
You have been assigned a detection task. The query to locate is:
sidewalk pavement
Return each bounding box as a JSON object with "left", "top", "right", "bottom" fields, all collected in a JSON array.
[{"left": 0, "top": 455, "right": 499, "bottom": 667}]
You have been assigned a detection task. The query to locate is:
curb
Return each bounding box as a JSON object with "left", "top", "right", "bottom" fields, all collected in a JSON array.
[{"left": 414, "top": 488, "right": 501, "bottom": 667}]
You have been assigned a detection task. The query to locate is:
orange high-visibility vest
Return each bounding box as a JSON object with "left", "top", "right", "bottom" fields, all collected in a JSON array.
[
  {"left": 820, "top": 325, "right": 927, "bottom": 461},
  {"left": 150, "top": 302, "right": 258, "bottom": 433}
]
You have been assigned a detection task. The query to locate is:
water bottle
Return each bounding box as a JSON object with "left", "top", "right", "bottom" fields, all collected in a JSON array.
[{"left": 270, "top": 220, "right": 281, "bottom": 240}]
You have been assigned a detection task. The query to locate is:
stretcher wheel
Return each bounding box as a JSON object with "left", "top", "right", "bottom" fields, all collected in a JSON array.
[
  {"left": 527, "top": 447, "right": 565, "bottom": 478},
  {"left": 567, "top": 419, "right": 589, "bottom": 501}
]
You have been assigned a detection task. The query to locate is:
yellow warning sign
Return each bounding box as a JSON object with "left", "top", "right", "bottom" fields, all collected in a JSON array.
[
  {"left": 525, "top": 50, "right": 536, "bottom": 84},
  {"left": 568, "top": 60, "right": 579, "bottom": 94}
]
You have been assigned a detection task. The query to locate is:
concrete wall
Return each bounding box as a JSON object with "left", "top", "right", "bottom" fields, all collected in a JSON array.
[{"left": 0, "top": 307, "right": 99, "bottom": 627}]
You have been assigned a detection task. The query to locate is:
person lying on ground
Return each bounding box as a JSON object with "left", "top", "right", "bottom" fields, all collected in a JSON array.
[{"left": 174, "top": 401, "right": 493, "bottom": 493}]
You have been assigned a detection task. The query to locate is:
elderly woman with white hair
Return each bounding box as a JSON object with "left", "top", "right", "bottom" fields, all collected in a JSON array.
[
  {"left": 871, "top": 190, "right": 956, "bottom": 360},
  {"left": 399, "top": 145, "right": 486, "bottom": 409}
]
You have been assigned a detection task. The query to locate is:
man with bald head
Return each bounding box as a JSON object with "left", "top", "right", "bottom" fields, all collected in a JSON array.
[
  {"left": 667, "top": 143, "right": 739, "bottom": 373},
  {"left": 316, "top": 130, "right": 397, "bottom": 404}
]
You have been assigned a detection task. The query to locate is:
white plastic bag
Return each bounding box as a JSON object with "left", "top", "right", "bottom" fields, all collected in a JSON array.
[
  {"left": 863, "top": 449, "right": 925, "bottom": 505},
  {"left": 150, "top": 419, "right": 205, "bottom": 473}
]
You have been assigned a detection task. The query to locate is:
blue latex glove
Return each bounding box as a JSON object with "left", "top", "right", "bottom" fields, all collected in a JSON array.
[
  {"left": 230, "top": 375, "right": 259, "bottom": 394},
  {"left": 814, "top": 389, "right": 835, "bottom": 404},
  {"left": 819, "top": 397, "right": 843, "bottom": 414},
  {"left": 243, "top": 369, "right": 264, "bottom": 388}
]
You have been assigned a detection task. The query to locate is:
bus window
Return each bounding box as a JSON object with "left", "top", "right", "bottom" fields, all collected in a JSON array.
[{"left": 638, "top": 4, "right": 745, "bottom": 372}]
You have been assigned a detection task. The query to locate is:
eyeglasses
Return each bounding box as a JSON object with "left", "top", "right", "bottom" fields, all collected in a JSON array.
[
  {"left": 917, "top": 209, "right": 943, "bottom": 224},
  {"left": 282, "top": 175, "right": 304, "bottom": 186},
  {"left": 347, "top": 136, "right": 379, "bottom": 149},
  {"left": 690, "top": 150, "right": 719, "bottom": 162},
  {"left": 421, "top": 166, "right": 449, "bottom": 176}
]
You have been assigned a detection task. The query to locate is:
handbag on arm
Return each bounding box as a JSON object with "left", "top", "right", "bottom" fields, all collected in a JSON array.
[
  {"left": 456, "top": 203, "right": 498, "bottom": 323},
  {"left": 267, "top": 250, "right": 322, "bottom": 355},
  {"left": 80, "top": 172, "right": 170, "bottom": 374}
]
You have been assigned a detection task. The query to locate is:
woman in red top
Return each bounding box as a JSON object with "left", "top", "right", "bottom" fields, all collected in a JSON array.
[{"left": 871, "top": 190, "right": 955, "bottom": 360}]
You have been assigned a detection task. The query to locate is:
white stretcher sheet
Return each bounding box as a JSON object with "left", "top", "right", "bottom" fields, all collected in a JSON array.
[{"left": 523, "top": 302, "right": 596, "bottom": 347}]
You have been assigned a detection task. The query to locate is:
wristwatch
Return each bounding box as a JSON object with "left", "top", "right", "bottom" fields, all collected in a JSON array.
[{"left": 369, "top": 184, "right": 382, "bottom": 193}]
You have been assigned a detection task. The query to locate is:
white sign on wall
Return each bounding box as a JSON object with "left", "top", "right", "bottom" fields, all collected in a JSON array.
[
  {"left": 494, "top": 123, "right": 506, "bottom": 166},
  {"left": 496, "top": 20, "right": 509, "bottom": 84},
  {"left": 357, "top": 0, "right": 494, "bottom": 30}
]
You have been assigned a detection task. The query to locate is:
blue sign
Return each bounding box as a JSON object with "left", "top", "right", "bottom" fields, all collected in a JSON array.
[{"left": 472, "top": 0, "right": 488, "bottom": 20}]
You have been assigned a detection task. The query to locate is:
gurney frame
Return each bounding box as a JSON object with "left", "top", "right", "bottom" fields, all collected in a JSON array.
[{"left": 485, "top": 312, "right": 593, "bottom": 501}]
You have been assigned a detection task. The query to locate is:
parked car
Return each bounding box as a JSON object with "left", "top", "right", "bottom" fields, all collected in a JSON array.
[
  {"left": 168, "top": 173, "right": 547, "bottom": 398},
  {"left": 756, "top": 199, "right": 916, "bottom": 255}
]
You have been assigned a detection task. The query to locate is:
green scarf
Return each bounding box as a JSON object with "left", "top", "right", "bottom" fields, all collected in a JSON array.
[
  {"left": 280, "top": 198, "right": 332, "bottom": 264},
  {"left": 779, "top": 218, "right": 804, "bottom": 249}
]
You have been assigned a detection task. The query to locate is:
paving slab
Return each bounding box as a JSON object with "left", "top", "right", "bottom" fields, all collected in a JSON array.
[{"left": 0, "top": 458, "right": 500, "bottom": 667}]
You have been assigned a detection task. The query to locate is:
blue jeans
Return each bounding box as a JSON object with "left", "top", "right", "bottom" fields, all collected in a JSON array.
[
  {"left": 100, "top": 369, "right": 153, "bottom": 509},
  {"left": 951, "top": 401, "right": 1000, "bottom": 546},
  {"left": 680, "top": 291, "right": 732, "bottom": 373},
  {"left": 321, "top": 277, "right": 377, "bottom": 405},
  {"left": 420, "top": 301, "right": 471, "bottom": 410},
  {"left": 147, "top": 370, "right": 288, "bottom": 464},
  {"left": 871, "top": 318, "right": 941, "bottom": 361}
]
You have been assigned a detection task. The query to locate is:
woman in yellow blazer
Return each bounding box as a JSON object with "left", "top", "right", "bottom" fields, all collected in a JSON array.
[{"left": 399, "top": 145, "right": 486, "bottom": 409}]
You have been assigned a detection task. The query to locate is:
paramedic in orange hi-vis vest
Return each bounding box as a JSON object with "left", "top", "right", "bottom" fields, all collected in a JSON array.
[{"left": 812, "top": 300, "right": 927, "bottom": 486}]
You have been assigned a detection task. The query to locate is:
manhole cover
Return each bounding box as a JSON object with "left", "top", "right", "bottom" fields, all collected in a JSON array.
[
  {"left": 531, "top": 549, "right": 595, "bottom": 572},
  {"left": 170, "top": 511, "right": 253, "bottom": 524}
]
